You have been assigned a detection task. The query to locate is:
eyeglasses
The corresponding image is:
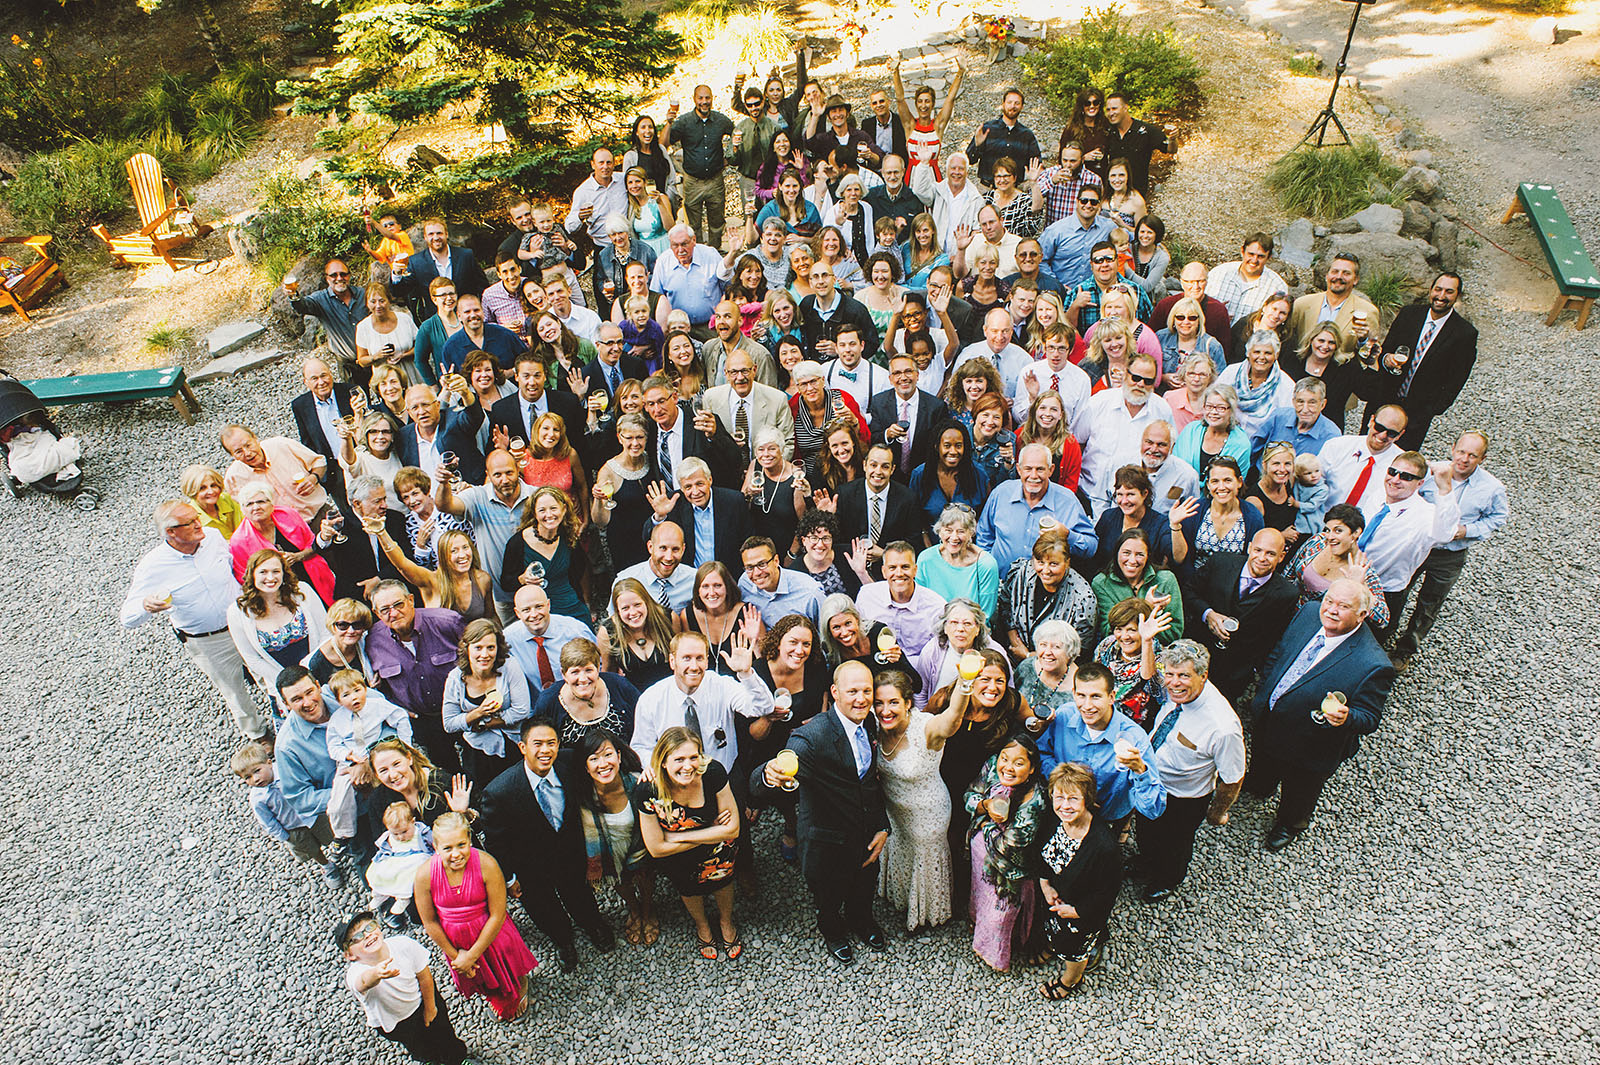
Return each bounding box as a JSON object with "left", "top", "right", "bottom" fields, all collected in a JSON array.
[
  {"left": 1090, "top": 255, "right": 1116, "bottom": 265},
  {"left": 332, "top": 620, "right": 369, "bottom": 632},
  {"left": 374, "top": 601, "right": 408, "bottom": 616},
  {"left": 325, "top": 271, "right": 349, "bottom": 279},
  {"left": 1387, "top": 467, "right": 1424, "bottom": 482},
  {"left": 1078, "top": 198, "right": 1101, "bottom": 206},
  {"left": 1128, "top": 371, "right": 1157, "bottom": 385},
  {"left": 1371, "top": 422, "right": 1403, "bottom": 437},
  {"left": 1173, "top": 313, "right": 1198, "bottom": 321},
  {"left": 744, "top": 555, "right": 777, "bottom": 571},
  {"left": 1016, "top": 250, "right": 1041, "bottom": 258},
  {"left": 435, "top": 291, "right": 457, "bottom": 299}
]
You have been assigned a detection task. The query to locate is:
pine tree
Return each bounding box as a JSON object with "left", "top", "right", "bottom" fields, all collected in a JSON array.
[{"left": 282, "top": 0, "right": 681, "bottom": 148}]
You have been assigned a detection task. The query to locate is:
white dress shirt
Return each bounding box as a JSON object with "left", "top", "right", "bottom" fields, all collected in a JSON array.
[
  {"left": 120, "top": 528, "right": 241, "bottom": 634},
  {"left": 1013, "top": 359, "right": 1092, "bottom": 438},
  {"left": 1146, "top": 681, "right": 1247, "bottom": 799},
  {"left": 825, "top": 358, "right": 888, "bottom": 419},
  {"left": 631, "top": 672, "right": 774, "bottom": 772},
  {"left": 656, "top": 417, "right": 687, "bottom": 490},
  {"left": 615, "top": 561, "right": 696, "bottom": 612},
  {"left": 565, "top": 175, "right": 631, "bottom": 245},
  {"left": 557, "top": 305, "right": 603, "bottom": 344},
  {"left": 1358, "top": 489, "right": 1460, "bottom": 591},
  {"left": 1078, "top": 390, "right": 1176, "bottom": 513},
  {"left": 1316, "top": 435, "right": 1402, "bottom": 512}
]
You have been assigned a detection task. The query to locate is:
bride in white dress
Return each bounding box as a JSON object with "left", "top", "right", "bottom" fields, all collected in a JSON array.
[{"left": 874, "top": 668, "right": 968, "bottom": 930}]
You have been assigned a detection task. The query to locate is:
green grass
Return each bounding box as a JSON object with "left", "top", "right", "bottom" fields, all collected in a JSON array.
[
  {"left": 1287, "top": 54, "right": 1321, "bottom": 77},
  {"left": 1266, "top": 138, "right": 1403, "bottom": 219},
  {"left": 1359, "top": 266, "right": 1412, "bottom": 318},
  {"left": 144, "top": 322, "right": 193, "bottom": 351},
  {"left": 191, "top": 107, "right": 261, "bottom": 166}
]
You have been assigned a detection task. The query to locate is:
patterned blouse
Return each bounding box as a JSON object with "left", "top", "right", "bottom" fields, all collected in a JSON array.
[
  {"left": 1283, "top": 533, "right": 1392, "bottom": 629},
  {"left": 963, "top": 756, "right": 1048, "bottom": 902}
]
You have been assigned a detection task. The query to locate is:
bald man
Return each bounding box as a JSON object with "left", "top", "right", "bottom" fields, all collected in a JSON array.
[
  {"left": 1183, "top": 527, "right": 1298, "bottom": 700},
  {"left": 290, "top": 357, "right": 356, "bottom": 465}
]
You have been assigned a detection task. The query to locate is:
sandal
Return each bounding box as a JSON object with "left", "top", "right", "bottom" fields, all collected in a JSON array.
[
  {"left": 693, "top": 932, "right": 719, "bottom": 961},
  {"left": 642, "top": 917, "right": 660, "bottom": 946},
  {"left": 623, "top": 914, "right": 644, "bottom": 946},
  {"left": 1021, "top": 947, "right": 1056, "bottom": 967},
  {"left": 720, "top": 927, "right": 744, "bottom": 961},
  {"left": 1039, "top": 977, "right": 1079, "bottom": 1000}
]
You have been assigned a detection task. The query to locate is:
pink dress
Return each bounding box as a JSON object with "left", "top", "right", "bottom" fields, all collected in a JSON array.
[
  {"left": 521, "top": 454, "right": 575, "bottom": 491},
  {"left": 429, "top": 849, "right": 538, "bottom": 1019}
]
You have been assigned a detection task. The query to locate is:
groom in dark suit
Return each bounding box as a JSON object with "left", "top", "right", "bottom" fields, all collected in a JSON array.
[
  {"left": 479, "top": 718, "right": 616, "bottom": 971},
  {"left": 1246, "top": 578, "right": 1396, "bottom": 853},
  {"left": 1358, "top": 271, "right": 1478, "bottom": 451},
  {"left": 751, "top": 660, "right": 889, "bottom": 964},
  {"left": 1184, "top": 528, "right": 1298, "bottom": 700}
]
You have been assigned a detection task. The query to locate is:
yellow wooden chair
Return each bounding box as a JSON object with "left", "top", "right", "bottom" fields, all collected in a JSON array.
[
  {"left": 0, "top": 234, "right": 66, "bottom": 323},
  {"left": 90, "top": 153, "right": 214, "bottom": 271}
]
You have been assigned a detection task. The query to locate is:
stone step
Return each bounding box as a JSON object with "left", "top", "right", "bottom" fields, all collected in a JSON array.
[
  {"left": 204, "top": 320, "right": 265, "bottom": 358},
  {"left": 189, "top": 346, "right": 290, "bottom": 384}
]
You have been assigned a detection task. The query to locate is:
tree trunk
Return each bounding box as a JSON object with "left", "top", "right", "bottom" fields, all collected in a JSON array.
[{"left": 193, "top": 0, "right": 235, "bottom": 70}]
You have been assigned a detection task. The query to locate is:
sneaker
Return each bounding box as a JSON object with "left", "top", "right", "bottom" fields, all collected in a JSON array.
[{"left": 321, "top": 861, "right": 346, "bottom": 887}]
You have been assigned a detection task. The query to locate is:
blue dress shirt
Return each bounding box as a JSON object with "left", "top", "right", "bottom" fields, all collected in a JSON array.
[
  {"left": 976, "top": 480, "right": 1097, "bottom": 574},
  {"left": 1037, "top": 708, "right": 1167, "bottom": 821}
]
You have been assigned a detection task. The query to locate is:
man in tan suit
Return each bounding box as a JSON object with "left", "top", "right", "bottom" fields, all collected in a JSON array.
[
  {"left": 1286, "top": 253, "right": 1377, "bottom": 357},
  {"left": 702, "top": 348, "right": 795, "bottom": 461}
]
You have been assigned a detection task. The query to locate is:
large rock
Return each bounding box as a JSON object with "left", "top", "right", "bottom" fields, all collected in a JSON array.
[
  {"left": 1341, "top": 203, "right": 1404, "bottom": 235},
  {"left": 1275, "top": 218, "right": 1316, "bottom": 270},
  {"left": 1400, "top": 200, "right": 1434, "bottom": 239},
  {"left": 1432, "top": 219, "right": 1460, "bottom": 273},
  {"left": 1392, "top": 165, "right": 1441, "bottom": 201},
  {"left": 204, "top": 320, "right": 266, "bottom": 358},
  {"left": 1325, "top": 232, "right": 1436, "bottom": 289}
]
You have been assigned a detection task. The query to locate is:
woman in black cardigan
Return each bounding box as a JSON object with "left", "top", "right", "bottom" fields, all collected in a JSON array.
[{"left": 1035, "top": 762, "right": 1124, "bottom": 998}]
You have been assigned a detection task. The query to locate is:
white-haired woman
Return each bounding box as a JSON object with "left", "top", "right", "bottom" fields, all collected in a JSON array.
[
  {"left": 913, "top": 598, "right": 1009, "bottom": 709},
  {"left": 1015, "top": 620, "right": 1080, "bottom": 734},
  {"left": 1217, "top": 329, "right": 1295, "bottom": 439},
  {"left": 915, "top": 504, "right": 1000, "bottom": 617},
  {"left": 1172, "top": 383, "right": 1252, "bottom": 486}
]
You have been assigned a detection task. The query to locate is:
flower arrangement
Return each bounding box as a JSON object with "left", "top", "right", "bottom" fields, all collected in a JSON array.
[{"left": 982, "top": 15, "right": 1015, "bottom": 44}]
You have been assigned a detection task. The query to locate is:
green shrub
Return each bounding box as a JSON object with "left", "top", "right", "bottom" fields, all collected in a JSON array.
[
  {"left": 4, "top": 139, "right": 134, "bottom": 235},
  {"left": 127, "top": 72, "right": 198, "bottom": 138},
  {"left": 1359, "top": 266, "right": 1411, "bottom": 318},
  {"left": 191, "top": 108, "right": 261, "bottom": 166},
  {"left": 145, "top": 322, "right": 193, "bottom": 351},
  {"left": 211, "top": 60, "right": 281, "bottom": 119},
  {"left": 1020, "top": 5, "right": 1204, "bottom": 119},
  {"left": 1287, "top": 54, "right": 1321, "bottom": 77},
  {"left": 1266, "top": 138, "right": 1403, "bottom": 218},
  {"left": 0, "top": 31, "right": 128, "bottom": 152},
  {"left": 243, "top": 155, "right": 366, "bottom": 268}
]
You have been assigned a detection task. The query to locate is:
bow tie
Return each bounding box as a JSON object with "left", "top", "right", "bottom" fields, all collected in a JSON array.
[{"left": 838, "top": 370, "right": 857, "bottom": 382}]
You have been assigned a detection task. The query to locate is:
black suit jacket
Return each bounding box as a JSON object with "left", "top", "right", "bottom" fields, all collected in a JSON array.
[
  {"left": 652, "top": 487, "right": 753, "bottom": 571},
  {"left": 478, "top": 758, "right": 591, "bottom": 890},
  {"left": 750, "top": 709, "right": 888, "bottom": 883},
  {"left": 397, "top": 246, "right": 488, "bottom": 317},
  {"left": 857, "top": 113, "right": 908, "bottom": 171},
  {"left": 323, "top": 509, "right": 416, "bottom": 602},
  {"left": 643, "top": 402, "right": 744, "bottom": 490},
  {"left": 834, "top": 479, "right": 921, "bottom": 559},
  {"left": 291, "top": 386, "right": 356, "bottom": 461},
  {"left": 1184, "top": 552, "right": 1297, "bottom": 691},
  {"left": 398, "top": 406, "right": 486, "bottom": 485},
  {"left": 945, "top": 294, "right": 984, "bottom": 349},
  {"left": 1250, "top": 602, "right": 1395, "bottom": 775},
  {"left": 1361, "top": 303, "right": 1478, "bottom": 423},
  {"left": 799, "top": 293, "right": 881, "bottom": 363},
  {"left": 488, "top": 389, "right": 586, "bottom": 446},
  {"left": 868, "top": 389, "right": 948, "bottom": 482}
]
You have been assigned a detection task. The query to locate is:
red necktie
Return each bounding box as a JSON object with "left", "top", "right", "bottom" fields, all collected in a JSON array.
[
  {"left": 533, "top": 636, "right": 555, "bottom": 687},
  {"left": 1344, "top": 456, "right": 1375, "bottom": 506},
  {"left": 1050, "top": 373, "right": 1060, "bottom": 392}
]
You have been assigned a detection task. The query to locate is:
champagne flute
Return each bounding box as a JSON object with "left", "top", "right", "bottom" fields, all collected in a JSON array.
[
  {"left": 874, "top": 626, "right": 898, "bottom": 664},
  {"left": 774, "top": 748, "right": 800, "bottom": 791}
]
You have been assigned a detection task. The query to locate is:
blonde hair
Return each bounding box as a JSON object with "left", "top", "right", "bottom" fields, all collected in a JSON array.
[
  {"left": 649, "top": 726, "right": 705, "bottom": 793},
  {"left": 327, "top": 668, "right": 367, "bottom": 697},
  {"left": 230, "top": 741, "right": 272, "bottom": 776},
  {"left": 179, "top": 464, "right": 224, "bottom": 500},
  {"left": 432, "top": 811, "right": 471, "bottom": 844},
  {"left": 382, "top": 802, "right": 414, "bottom": 831}
]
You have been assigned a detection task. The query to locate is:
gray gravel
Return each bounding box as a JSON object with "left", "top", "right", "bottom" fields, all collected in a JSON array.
[{"left": 4, "top": 9, "right": 1600, "bottom": 1065}]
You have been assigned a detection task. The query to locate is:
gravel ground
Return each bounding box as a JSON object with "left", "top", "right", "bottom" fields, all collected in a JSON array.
[{"left": 3, "top": 3, "right": 1599, "bottom": 1063}]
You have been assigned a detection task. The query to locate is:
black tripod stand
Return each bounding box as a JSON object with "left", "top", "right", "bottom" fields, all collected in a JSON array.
[{"left": 1297, "top": 0, "right": 1367, "bottom": 149}]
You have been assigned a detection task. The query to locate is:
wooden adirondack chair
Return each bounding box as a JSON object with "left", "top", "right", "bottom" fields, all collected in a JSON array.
[
  {"left": 0, "top": 234, "right": 65, "bottom": 324},
  {"left": 90, "top": 153, "right": 214, "bottom": 271}
]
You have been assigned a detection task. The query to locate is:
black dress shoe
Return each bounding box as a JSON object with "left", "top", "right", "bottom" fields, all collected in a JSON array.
[
  {"left": 1264, "top": 825, "right": 1303, "bottom": 853},
  {"left": 1140, "top": 885, "right": 1174, "bottom": 903},
  {"left": 825, "top": 939, "right": 856, "bottom": 965},
  {"left": 558, "top": 943, "right": 579, "bottom": 972},
  {"left": 856, "top": 924, "right": 888, "bottom": 951},
  {"left": 589, "top": 924, "right": 617, "bottom": 953}
]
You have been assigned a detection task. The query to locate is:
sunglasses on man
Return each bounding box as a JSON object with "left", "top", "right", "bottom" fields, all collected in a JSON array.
[{"left": 1386, "top": 467, "right": 1424, "bottom": 482}]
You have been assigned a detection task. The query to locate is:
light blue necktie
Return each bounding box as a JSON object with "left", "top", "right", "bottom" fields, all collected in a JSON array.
[
  {"left": 1150, "top": 706, "right": 1182, "bottom": 751},
  {"left": 1357, "top": 504, "right": 1391, "bottom": 550},
  {"left": 535, "top": 773, "right": 563, "bottom": 829},
  {"left": 852, "top": 725, "right": 872, "bottom": 778},
  {"left": 1270, "top": 632, "right": 1325, "bottom": 709}
]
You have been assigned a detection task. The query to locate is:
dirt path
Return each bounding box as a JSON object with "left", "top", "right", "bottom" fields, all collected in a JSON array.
[{"left": 1231, "top": 0, "right": 1600, "bottom": 310}]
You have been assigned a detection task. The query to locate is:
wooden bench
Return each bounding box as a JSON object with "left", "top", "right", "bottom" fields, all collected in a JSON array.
[
  {"left": 20, "top": 366, "right": 201, "bottom": 425},
  {"left": 1502, "top": 182, "right": 1600, "bottom": 330}
]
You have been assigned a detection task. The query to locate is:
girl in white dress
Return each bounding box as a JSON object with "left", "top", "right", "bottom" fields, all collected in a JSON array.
[{"left": 874, "top": 669, "right": 967, "bottom": 930}]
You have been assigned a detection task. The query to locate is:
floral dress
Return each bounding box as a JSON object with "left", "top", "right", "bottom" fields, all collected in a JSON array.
[
  {"left": 1093, "top": 634, "right": 1168, "bottom": 729},
  {"left": 633, "top": 761, "right": 737, "bottom": 896}
]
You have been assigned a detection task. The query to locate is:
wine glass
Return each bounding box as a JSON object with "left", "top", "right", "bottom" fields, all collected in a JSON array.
[
  {"left": 774, "top": 749, "right": 800, "bottom": 791},
  {"left": 1389, "top": 346, "right": 1412, "bottom": 375},
  {"left": 442, "top": 451, "right": 465, "bottom": 489},
  {"left": 773, "top": 689, "right": 793, "bottom": 721},
  {"left": 599, "top": 480, "right": 618, "bottom": 511},
  {"left": 524, "top": 561, "right": 546, "bottom": 587},
  {"left": 1314, "top": 690, "right": 1346, "bottom": 725},
  {"left": 509, "top": 437, "right": 528, "bottom": 470},
  {"left": 874, "top": 626, "right": 898, "bottom": 664},
  {"left": 330, "top": 510, "right": 348, "bottom": 544},
  {"left": 956, "top": 649, "right": 984, "bottom": 691},
  {"left": 594, "top": 391, "right": 611, "bottom": 413}
]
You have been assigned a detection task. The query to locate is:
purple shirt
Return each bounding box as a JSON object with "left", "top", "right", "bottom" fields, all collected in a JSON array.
[{"left": 368, "top": 607, "right": 466, "bottom": 721}]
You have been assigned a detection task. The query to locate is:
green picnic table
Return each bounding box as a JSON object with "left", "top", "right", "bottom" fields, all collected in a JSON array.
[
  {"left": 20, "top": 365, "right": 201, "bottom": 424},
  {"left": 1503, "top": 182, "right": 1599, "bottom": 330}
]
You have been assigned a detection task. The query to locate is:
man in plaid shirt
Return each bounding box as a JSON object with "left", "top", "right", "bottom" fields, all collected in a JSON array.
[
  {"left": 1032, "top": 142, "right": 1103, "bottom": 228},
  {"left": 1206, "top": 232, "right": 1288, "bottom": 324},
  {"left": 1068, "top": 240, "right": 1155, "bottom": 332}
]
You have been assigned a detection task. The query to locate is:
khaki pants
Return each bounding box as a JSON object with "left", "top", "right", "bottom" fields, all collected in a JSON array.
[
  {"left": 184, "top": 631, "right": 272, "bottom": 739},
  {"left": 682, "top": 172, "right": 727, "bottom": 250},
  {"left": 286, "top": 812, "right": 335, "bottom": 865}
]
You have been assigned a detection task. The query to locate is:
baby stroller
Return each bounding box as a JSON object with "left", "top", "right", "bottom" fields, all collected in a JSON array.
[{"left": 0, "top": 372, "right": 100, "bottom": 510}]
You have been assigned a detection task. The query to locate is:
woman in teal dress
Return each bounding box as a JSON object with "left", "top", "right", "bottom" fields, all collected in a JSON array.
[
  {"left": 626, "top": 166, "right": 673, "bottom": 256},
  {"left": 900, "top": 211, "right": 950, "bottom": 291},
  {"left": 498, "top": 486, "right": 590, "bottom": 622}
]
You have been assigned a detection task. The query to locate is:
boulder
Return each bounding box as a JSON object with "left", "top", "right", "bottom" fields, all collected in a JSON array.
[
  {"left": 1400, "top": 200, "right": 1433, "bottom": 239},
  {"left": 1392, "top": 164, "right": 1441, "bottom": 201},
  {"left": 1275, "top": 218, "right": 1317, "bottom": 270},
  {"left": 1325, "top": 232, "right": 1436, "bottom": 290},
  {"left": 1529, "top": 16, "right": 1558, "bottom": 44},
  {"left": 204, "top": 321, "right": 266, "bottom": 358},
  {"left": 1431, "top": 219, "right": 1460, "bottom": 273},
  {"left": 1365, "top": 175, "right": 1392, "bottom": 202},
  {"left": 1343, "top": 203, "right": 1403, "bottom": 235},
  {"left": 1395, "top": 129, "right": 1423, "bottom": 150}
]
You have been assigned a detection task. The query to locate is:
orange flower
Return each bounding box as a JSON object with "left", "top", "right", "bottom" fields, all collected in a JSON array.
[
  {"left": 11, "top": 34, "right": 22, "bottom": 45},
  {"left": 33, "top": 57, "right": 43, "bottom": 67}
]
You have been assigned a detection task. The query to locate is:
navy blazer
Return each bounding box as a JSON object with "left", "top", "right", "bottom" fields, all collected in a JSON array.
[
  {"left": 488, "top": 389, "right": 586, "bottom": 446},
  {"left": 1250, "top": 601, "right": 1395, "bottom": 775},
  {"left": 583, "top": 355, "right": 650, "bottom": 397},
  {"left": 749, "top": 708, "right": 888, "bottom": 883},
  {"left": 867, "top": 389, "right": 948, "bottom": 483},
  {"left": 833, "top": 479, "right": 922, "bottom": 560},
  {"left": 397, "top": 246, "right": 488, "bottom": 317},
  {"left": 323, "top": 509, "right": 416, "bottom": 603},
  {"left": 398, "top": 406, "right": 486, "bottom": 485},
  {"left": 642, "top": 401, "right": 744, "bottom": 490},
  {"left": 478, "top": 756, "right": 592, "bottom": 889},
  {"left": 650, "top": 487, "right": 753, "bottom": 571},
  {"left": 291, "top": 385, "right": 356, "bottom": 463}
]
